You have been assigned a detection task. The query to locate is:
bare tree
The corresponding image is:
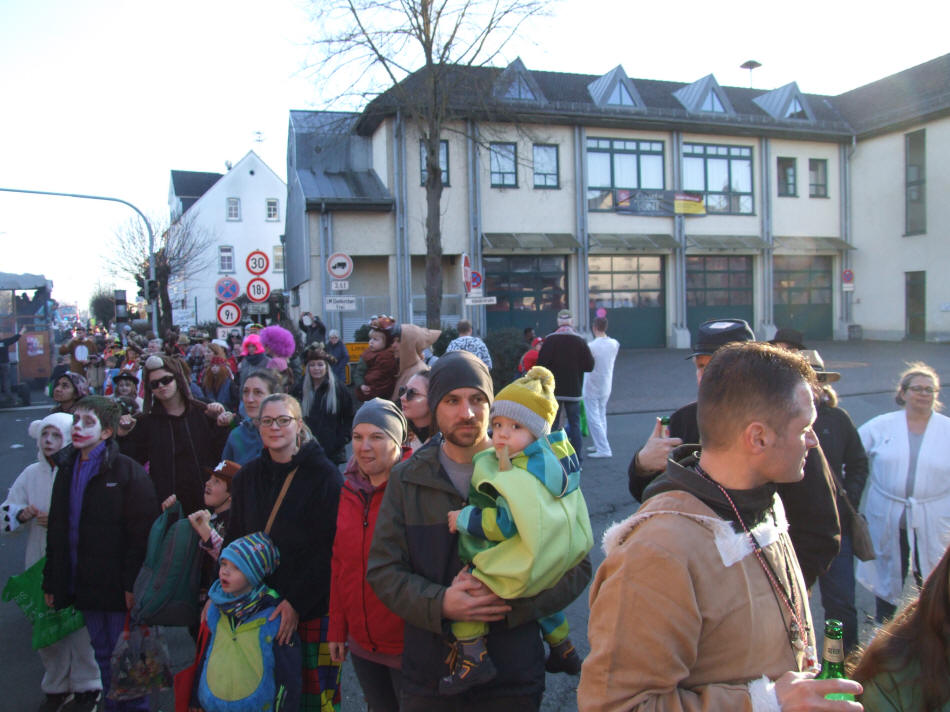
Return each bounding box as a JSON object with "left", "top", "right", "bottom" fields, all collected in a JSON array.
[
  {"left": 309, "top": 0, "right": 547, "bottom": 328},
  {"left": 106, "top": 213, "right": 214, "bottom": 333}
]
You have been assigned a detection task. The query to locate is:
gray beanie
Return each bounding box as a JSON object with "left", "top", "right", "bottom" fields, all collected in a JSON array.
[
  {"left": 353, "top": 398, "right": 408, "bottom": 448},
  {"left": 427, "top": 350, "right": 494, "bottom": 411}
]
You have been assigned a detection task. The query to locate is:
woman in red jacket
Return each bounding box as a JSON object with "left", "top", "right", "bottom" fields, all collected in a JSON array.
[{"left": 328, "top": 398, "right": 407, "bottom": 712}]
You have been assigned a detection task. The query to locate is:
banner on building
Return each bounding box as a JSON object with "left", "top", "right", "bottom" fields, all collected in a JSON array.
[{"left": 615, "top": 190, "right": 706, "bottom": 216}]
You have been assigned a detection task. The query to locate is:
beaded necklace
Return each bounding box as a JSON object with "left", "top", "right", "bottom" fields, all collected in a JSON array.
[{"left": 694, "top": 463, "right": 817, "bottom": 670}]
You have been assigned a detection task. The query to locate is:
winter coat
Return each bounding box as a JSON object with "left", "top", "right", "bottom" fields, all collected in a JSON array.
[
  {"left": 444, "top": 335, "right": 492, "bottom": 369},
  {"left": 814, "top": 401, "right": 869, "bottom": 525},
  {"left": 537, "top": 328, "right": 594, "bottom": 400},
  {"left": 303, "top": 378, "right": 355, "bottom": 464},
  {"left": 43, "top": 440, "right": 158, "bottom": 611},
  {"left": 366, "top": 438, "right": 592, "bottom": 698},
  {"left": 457, "top": 431, "right": 593, "bottom": 598},
  {"left": 119, "top": 399, "right": 231, "bottom": 517},
  {"left": 325, "top": 340, "right": 349, "bottom": 384},
  {"left": 392, "top": 324, "right": 440, "bottom": 399},
  {"left": 225, "top": 439, "right": 342, "bottom": 621},
  {"left": 221, "top": 417, "right": 264, "bottom": 466},
  {"left": 354, "top": 347, "right": 398, "bottom": 403},
  {"left": 578, "top": 449, "right": 814, "bottom": 711},
  {"left": 859, "top": 656, "right": 950, "bottom": 711},
  {"left": 629, "top": 400, "right": 841, "bottom": 588},
  {"left": 857, "top": 410, "right": 950, "bottom": 604},
  {"left": 328, "top": 462, "right": 404, "bottom": 660}
]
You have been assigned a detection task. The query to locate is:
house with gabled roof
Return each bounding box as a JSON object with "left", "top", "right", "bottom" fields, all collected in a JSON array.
[
  {"left": 167, "top": 150, "right": 286, "bottom": 328},
  {"left": 284, "top": 52, "right": 950, "bottom": 345}
]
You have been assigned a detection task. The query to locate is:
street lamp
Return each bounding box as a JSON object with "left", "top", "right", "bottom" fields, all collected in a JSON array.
[
  {"left": 740, "top": 60, "right": 762, "bottom": 88},
  {"left": 0, "top": 187, "right": 159, "bottom": 333}
]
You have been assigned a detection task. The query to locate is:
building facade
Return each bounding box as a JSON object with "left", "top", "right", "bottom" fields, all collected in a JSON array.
[
  {"left": 285, "top": 54, "right": 950, "bottom": 346},
  {"left": 168, "top": 151, "right": 286, "bottom": 328}
]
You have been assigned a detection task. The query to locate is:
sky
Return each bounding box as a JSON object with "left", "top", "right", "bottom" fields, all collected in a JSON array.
[{"left": 1, "top": 0, "right": 947, "bottom": 310}]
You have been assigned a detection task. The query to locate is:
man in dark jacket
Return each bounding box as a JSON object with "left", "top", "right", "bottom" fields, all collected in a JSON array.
[
  {"left": 626, "top": 319, "right": 841, "bottom": 588},
  {"left": 44, "top": 396, "right": 158, "bottom": 712},
  {"left": 367, "top": 351, "right": 591, "bottom": 710},
  {"left": 537, "top": 310, "right": 594, "bottom": 462}
]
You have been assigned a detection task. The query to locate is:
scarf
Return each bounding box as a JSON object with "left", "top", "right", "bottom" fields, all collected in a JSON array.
[{"left": 207, "top": 579, "right": 268, "bottom": 622}]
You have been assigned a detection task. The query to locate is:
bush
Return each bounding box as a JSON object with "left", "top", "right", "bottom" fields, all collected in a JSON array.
[
  {"left": 485, "top": 328, "right": 526, "bottom": 394},
  {"left": 432, "top": 326, "right": 458, "bottom": 357}
]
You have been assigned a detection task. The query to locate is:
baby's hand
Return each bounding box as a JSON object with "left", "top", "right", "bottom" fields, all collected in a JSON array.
[{"left": 447, "top": 509, "right": 461, "bottom": 533}]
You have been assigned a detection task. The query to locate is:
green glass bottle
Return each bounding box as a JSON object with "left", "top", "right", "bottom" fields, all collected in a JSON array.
[{"left": 816, "top": 619, "right": 855, "bottom": 701}]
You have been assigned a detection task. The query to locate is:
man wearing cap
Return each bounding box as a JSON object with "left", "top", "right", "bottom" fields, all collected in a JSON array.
[
  {"left": 537, "top": 310, "right": 594, "bottom": 462},
  {"left": 627, "top": 319, "right": 841, "bottom": 588},
  {"left": 367, "top": 351, "right": 591, "bottom": 710}
]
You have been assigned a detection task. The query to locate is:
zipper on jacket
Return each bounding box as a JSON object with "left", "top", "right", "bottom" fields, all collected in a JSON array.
[{"left": 359, "top": 489, "right": 378, "bottom": 651}]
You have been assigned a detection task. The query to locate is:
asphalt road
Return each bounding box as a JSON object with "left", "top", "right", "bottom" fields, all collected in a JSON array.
[{"left": 2, "top": 338, "right": 947, "bottom": 711}]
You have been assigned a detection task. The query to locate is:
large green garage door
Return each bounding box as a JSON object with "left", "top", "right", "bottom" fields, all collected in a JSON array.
[
  {"left": 484, "top": 255, "right": 566, "bottom": 336},
  {"left": 686, "top": 255, "right": 754, "bottom": 336},
  {"left": 773, "top": 255, "right": 833, "bottom": 340},
  {"left": 588, "top": 255, "right": 665, "bottom": 347}
]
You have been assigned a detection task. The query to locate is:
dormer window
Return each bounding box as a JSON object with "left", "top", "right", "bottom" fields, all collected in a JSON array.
[
  {"left": 701, "top": 91, "right": 725, "bottom": 113},
  {"left": 608, "top": 83, "right": 635, "bottom": 107},
  {"left": 785, "top": 97, "right": 807, "bottom": 119},
  {"left": 505, "top": 76, "right": 536, "bottom": 101}
]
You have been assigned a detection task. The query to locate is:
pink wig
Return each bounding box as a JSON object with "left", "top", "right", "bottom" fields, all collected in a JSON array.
[
  {"left": 259, "top": 325, "right": 296, "bottom": 358},
  {"left": 241, "top": 333, "right": 263, "bottom": 356}
]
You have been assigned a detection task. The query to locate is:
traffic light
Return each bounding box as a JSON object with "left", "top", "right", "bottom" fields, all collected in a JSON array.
[{"left": 146, "top": 280, "right": 159, "bottom": 300}]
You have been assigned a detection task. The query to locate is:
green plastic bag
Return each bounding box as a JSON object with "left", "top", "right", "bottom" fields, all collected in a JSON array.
[
  {"left": 2, "top": 556, "right": 85, "bottom": 650},
  {"left": 579, "top": 400, "right": 589, "bottom": 437}
]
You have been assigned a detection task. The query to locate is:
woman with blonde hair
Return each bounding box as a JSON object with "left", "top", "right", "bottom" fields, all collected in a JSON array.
[
  {"left": 858, "top": 361, "right": 950, "bottom": 622},
  {"left": 226, "top": 393, "right": 343, "bottom": 711}
]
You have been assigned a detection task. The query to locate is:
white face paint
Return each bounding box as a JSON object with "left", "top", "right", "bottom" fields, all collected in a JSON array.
[
  {"left": 71, "top": 410, "right": 104, "bottom": 451},
  {"left": 40, "top": 426, "right": 64, "bottom": 458}
]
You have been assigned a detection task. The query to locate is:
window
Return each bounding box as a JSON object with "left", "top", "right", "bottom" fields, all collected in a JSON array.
[
  {"left": 682, "top": 143, "right": 754, "bottom": 214},
  {"left": 586, "top": 138, "right": 665, "bottom": 211},
  {"left": 777, "top": 157, "right": 797, "bottom": 197},
  {"left": 607, "top": 83, "right": 635, "bottom": 107},
  {"left": 483, "top": 255, "right": 566, "bottom": 314},
  {"left": 701, "top": 91, "right": 725, "bottom": 113},
  {"left": 773, "top": 255, "right": 832, "bottom": 307},
  {"left": 588, "top": 255, "right": 664, "bottom": 309},
  {"left": 218, "top": 246, "right": 234, "bottom": 273},
  {"left": 266, "top": 199, "right": 279, "bottom": 221},
  {"left": 490, "top": 142, "right": 517, "bottom": 187},
  {"left": 419, "top": 140, "right": 449, "bottom": 185},
  {"left": 273, "top": 246, "right": 284, "bottom": 272},
  {"left": 809, "top": 159, "right": 828, "bottom": 198},
  {"left": 905, "top": 130, "right": 926, "bottom": 234},
  {"left": 504, "top": 76, "right": 536, "bottom": 101},
  {"left": 533, "top": 144, "right": 559, "bottom": 188},
  {"left": 786, "top": 97, "right": 807, "bottom": 120},
  {"left": 226, "top": 197, "right": 241, "bottom": 221},
  {"left": 686, "top": 256, "right": 753, "bottom": 307}
]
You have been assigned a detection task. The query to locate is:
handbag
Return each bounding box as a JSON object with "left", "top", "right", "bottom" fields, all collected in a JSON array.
[
  {"left": 108, "top": 614, "right": 173, "bottom": 701},
  {"left": 173, "top": 620, "right": 210, "bottom": 712},
  {"left": 2, "top": 556, "right": 85, "bottom": 650},
  {"left": 819, "top": 449, "right": 876, "bottom": 562},
  {"left": 264, "top": 467, "right": 298, "bottom": 536}
]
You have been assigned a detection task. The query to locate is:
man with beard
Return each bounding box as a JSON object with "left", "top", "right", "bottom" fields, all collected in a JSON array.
[{"left": 367, "top": 351, "right": 592, "bottom": 710}]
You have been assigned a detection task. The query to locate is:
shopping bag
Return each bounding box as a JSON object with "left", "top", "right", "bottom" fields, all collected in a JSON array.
[
  {"left": 579, "top": 400, "right": 589, "bottom": 437},
  {"left": 108, "top": 615, "right": 173, "bottom": 701},
  {"left": 1, "top": 556, "right": 85, "bottom": 650},
  {"left": 173, "top": 619, "right": 210, "bottom": 712}
]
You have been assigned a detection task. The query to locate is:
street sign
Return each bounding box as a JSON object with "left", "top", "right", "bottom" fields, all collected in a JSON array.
[
  {"left": 325, "top": 295, "right": 357, "bottom": 311},
  {"left": 246, "top": 278, "right": 271, "bottom": 303},
  {"left": 327, "top": 252, "right": 353, "bottom": 280},
  {"left": 470, "top": 271, "right": 482, "bottom": 289},
  {"left": 246, "top": 303, "right": 269, "bottom": 314},
  {"left": 464, "top": 296, "right": 497, "bottom": 306},
  {"left": 842, "top": 269, "right": 854, "bottom": 283},
  {"left": 331, "top": 280, "right": 349, "bottom": 291},
  {"left": 246, "top": 250, "right": 269, "bottom": 275},
  {"left": 217, "top": 301, "right": 242, "bottom": 326},
  {"left": 215, "top": 276, "right": 240, "bottom": 302}
]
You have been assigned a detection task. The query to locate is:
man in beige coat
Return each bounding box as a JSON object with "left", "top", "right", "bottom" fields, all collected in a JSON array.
[{"left": 578, "top": 342, "right": 862, "bottom": 711}]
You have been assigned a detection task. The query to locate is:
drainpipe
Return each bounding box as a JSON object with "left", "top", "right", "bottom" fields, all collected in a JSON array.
[
  {"left": 840, "top": 137, "right": 855, "bottom": 328},
  {"left": 393, "top": 111, "right": 411, "bottom": 322},
  {"left": 670, "top": 131, "right": 690, "bottom": 348},
  {"left": 761, "top": 137, "right": 775, "bottom": 339},
  {"left": 468, "top": 120, "right": 483, "bottom": 332},
  {"left": 575, "top": 125, "right": 589, "bottom": 333}
]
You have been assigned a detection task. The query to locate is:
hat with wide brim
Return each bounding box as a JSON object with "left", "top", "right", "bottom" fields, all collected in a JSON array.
[
  {"left": 687, "top": 319, "right": 755, "bottom": 359},
  {"left": 800, "top": 349, "right": 840, "bottom": 383},
  {"left": 769, "top": 327, "right": 807, "bottom": 351}
]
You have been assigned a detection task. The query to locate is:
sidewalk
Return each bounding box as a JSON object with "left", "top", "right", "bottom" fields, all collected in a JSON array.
[{"left": 606, "top": 339, "right": 950, "bottom": 416}]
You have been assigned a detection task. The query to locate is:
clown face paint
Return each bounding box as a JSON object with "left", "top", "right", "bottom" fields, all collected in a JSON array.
[{"left": 72, "top": 409, "right": 109, "bottom": 456}]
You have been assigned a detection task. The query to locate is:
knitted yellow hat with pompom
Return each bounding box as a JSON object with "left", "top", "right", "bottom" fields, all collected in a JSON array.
[{"left": 490, "top": 366, "right": 558, "bottom": 439}]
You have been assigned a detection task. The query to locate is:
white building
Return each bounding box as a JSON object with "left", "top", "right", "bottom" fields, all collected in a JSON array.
[{"left": 168, "top": 150, "right": 286, "bottom": 327}]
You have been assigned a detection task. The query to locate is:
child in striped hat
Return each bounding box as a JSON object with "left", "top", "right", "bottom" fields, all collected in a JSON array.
[
  {"left": 194, "top": 532, "right": 301, "bottom": 711},
  {"left": 442, "top": 366, "right": 594, "bottom": 694}
]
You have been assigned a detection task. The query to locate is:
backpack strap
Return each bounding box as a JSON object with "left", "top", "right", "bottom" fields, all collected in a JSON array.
[{"left": 264, "top": 468, "right": 298, "bottom": 536}]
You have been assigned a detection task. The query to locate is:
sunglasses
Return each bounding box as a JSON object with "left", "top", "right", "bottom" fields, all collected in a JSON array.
[
  {"left": 149, "top": 375, "right": 175, "bottom": 389},
  {"left": 398, "top": 386, "right": 424, "bottom": 401}
]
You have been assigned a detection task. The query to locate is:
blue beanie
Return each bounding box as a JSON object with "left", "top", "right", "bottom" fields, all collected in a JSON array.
[{"left": 220, "top": 532, "right": 279, "bottom": 588}]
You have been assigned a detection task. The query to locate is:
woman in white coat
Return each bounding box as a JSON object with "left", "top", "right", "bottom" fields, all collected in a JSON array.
[{"left": 858, "top": 361, "right": 950, "bottom": 622}]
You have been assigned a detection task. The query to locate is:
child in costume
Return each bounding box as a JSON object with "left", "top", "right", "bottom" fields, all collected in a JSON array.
[
  {"left": 444, "top": 366, "right": 594, "bottom": 694},
  {"left": 352, "top": 316, "right": 398, "bottom": 402},
  {"left": 2, "top": 413, "right": 102, "bottom": 712},
  {"left": 193, "top": 532, "right": 301, "bottom": 712}
]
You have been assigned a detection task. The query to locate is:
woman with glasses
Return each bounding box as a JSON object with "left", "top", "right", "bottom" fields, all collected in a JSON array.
[
  {"left": 298, "top": 344, "right": 354, "bottom": 465},
  {"left": 398, "top": 370, "right": 432, "bottom": 452},
  {"left": 226, "top": 393, "right": 343, "bottom": 712},
  {"left": 117, "top": 354, "right": 230, "bottom": 517},
  {"left": 857, "top": 361, "right": 950, "bottom": 622}
]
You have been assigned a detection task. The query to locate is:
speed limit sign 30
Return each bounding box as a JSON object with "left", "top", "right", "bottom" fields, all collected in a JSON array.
[{"left": 247, "top": 250, "right": 270, "bottom": 275}]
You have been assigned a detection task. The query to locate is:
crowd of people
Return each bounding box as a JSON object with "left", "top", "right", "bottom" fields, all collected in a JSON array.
[{"left": 2, "top": 311, "right": 950, "bottom": 712}]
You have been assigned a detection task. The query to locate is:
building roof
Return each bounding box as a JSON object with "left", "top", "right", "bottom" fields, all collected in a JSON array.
[
  {"left": 832, "top": 53, "right": 950, "bottom": 138},
  {"left": 289, "top": 110, "right": 393, "bottom": 211},
  {"left": 355, "top": 61, "right": 854, "bottom": 141},
  {"left": 170, "top": 170, "right": 223, "bottom": 213}
]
